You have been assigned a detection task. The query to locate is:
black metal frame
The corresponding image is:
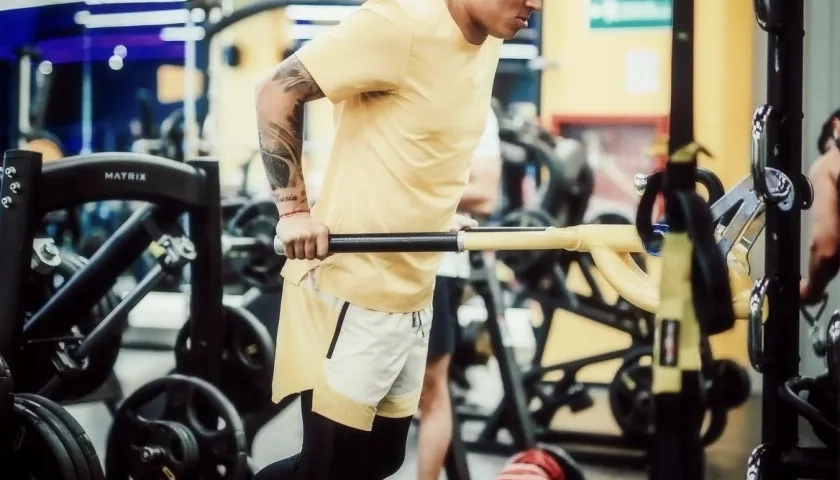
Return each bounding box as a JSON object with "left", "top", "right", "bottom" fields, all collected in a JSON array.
[
  {"left": 459, "top": 252, "right": 655, "bottom": 467},
  {"left": 746, "top": 1, "right": 839, "bottom": 479},
  {"left": 457, "top": 252, "right": 538, "bottom": 456},
  {"left": 464, "top": 113, "right": 660, "bottom": 465},
  {"left": 0, "top": 150, "right": 225, "bottom": 392}
]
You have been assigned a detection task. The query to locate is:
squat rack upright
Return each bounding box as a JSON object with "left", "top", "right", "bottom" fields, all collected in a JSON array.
[
  {"left": 755, "top": 0, "right": 804, "bottom": 465},
  {"left": 748, "top": 1, "right": 838, "bottom": 479}
]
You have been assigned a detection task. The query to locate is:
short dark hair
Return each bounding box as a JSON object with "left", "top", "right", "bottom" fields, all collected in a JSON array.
[{"left": 817, "top": 108, "right": 840, "bottom": 154}]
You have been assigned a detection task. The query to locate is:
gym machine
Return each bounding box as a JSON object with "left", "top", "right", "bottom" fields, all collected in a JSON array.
[
  {"left": 274, "top": 157, "right": 792, "bottom": 478},
  {"left": 453, "top": 160, "right": 769, "bottom": 466},
  {"left": 455, "top": 4, "right": 749, "bottom": 468},
  {"left": 445, "top": 250, "right": 587, "bottom": 480},
  {"left": 744, "top": 0, "right": 840, "bottom": 478},
  {"left": 0, "top": 148, "right": 255, "bottom": 478}
]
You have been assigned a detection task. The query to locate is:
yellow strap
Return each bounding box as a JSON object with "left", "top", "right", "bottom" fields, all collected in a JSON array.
[{"left": 652, "top": 233, "right": 702, "bottom": 394}]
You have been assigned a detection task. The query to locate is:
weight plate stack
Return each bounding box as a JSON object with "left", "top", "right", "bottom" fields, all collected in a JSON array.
[
  {"left": 17, "top": 393, "right": 105, "bottom": 480},
  {"left": 8, "top": 399, "right": 79, "bottom": 479}
]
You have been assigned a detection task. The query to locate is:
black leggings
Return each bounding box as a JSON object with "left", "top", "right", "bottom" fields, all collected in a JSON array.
[{"left": 254, "top": 390, "right": 412, "bottom": 480}]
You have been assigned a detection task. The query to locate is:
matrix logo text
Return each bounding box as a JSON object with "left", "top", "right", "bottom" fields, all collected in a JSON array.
[{"left": 104, "top": 172, "right": 146, "bottom": 181}]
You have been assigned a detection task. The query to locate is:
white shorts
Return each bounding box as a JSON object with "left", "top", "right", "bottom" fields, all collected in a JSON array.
[{"left": 272, "top": 269, "right": 432, "bottom": 431}]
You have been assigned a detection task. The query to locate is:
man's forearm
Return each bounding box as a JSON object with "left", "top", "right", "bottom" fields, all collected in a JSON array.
[
  {"left": 458, "top": 184, "right": 497, "bottom": 217},
  {"left": 807, "top": 241, "right": 840, "bottom": 297},
  {"left": 458, "top": 158, "right": 501, "bottom": 217},
  {"left": 255, "top": 55, "right": 324, "bottom": 216}
]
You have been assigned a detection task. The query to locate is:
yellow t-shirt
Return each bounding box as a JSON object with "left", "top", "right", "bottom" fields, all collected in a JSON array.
[{"left": 282, "top": 0, "right": 503, "bottom": 312}]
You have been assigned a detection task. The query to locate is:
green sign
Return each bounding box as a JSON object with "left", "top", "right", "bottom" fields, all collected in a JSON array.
[{"left": 589, "top": 0, "right": 672, "bottom": 30}]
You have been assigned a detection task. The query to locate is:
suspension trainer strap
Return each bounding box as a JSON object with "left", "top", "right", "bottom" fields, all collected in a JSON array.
[{"left": 649, "top": 2, "right": 705, "bottom": 479}]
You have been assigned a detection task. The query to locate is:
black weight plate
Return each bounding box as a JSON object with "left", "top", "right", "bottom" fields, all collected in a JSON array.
[
  {"left": 19, "top": 251, "right": 125, "bottom": 401},
  {"left": 16, "top": 395, "right": 91, "bottom": 480},
  {"left": 18, "top": 393, "right": 106, "bottom": 480},
  {"left": 227, "top": 199, "right": 284, "bottom": 292},
  {"left": 175, "top": 304, "right": 275, "bottom": 415},
  {"left": 8, "top": 400, "right": 78, "bottom": 480},
  {"left": 710, "top": 358, "right": 751, "bottom": 409},
  {"left": 609, "top": 354, "right": 655, "bottom": 442},
  {"left": 609, "top": 354, "right": 727, "bottom": 446},
  {"left": 806, "top": 374, "right": 839, "bottom": 449},
  {"left": 495, "top": 209, "right": 558, "bottom": 277},
  {"left": 106, "top": 374, "right": 248, "bottom": 480}
]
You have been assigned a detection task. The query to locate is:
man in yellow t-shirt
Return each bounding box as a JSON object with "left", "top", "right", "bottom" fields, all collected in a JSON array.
[{"left": 254, "top": 0, "right": 542, "bottom": 478}]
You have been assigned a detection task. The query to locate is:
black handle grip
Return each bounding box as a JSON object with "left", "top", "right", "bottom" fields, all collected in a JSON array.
[{"left": 273, "top": 232, "right": 460, "bottom": 255}]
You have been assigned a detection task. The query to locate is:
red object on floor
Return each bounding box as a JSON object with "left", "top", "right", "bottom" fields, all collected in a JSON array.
[{"left": 496, "top": 448, "right": 566, "bottom": 480}]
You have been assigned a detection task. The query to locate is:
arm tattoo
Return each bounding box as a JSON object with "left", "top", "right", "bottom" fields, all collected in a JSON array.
[{"left": 257, "top": 56, "right": 325, "bottom": 210}]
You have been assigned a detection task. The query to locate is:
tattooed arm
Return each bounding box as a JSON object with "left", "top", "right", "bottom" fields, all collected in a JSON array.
[{"left": 255, "top": 55, "right": 325, "bottom": 216}]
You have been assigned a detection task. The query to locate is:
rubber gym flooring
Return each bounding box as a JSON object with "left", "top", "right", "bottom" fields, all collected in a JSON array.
[{"left": 62, "top": 348, "right": 799, "bottom": 479}]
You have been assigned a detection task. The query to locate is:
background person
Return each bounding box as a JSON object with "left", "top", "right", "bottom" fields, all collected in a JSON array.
[
  {"left": 801, "top": 109, "right": 840, "bottom": 304},
  {"left": 417, "top": 108, "right": 503, "bottom": 480}
]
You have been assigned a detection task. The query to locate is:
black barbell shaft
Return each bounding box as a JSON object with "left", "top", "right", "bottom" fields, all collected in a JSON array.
[{"left": 273, "top": 232, "right": 461, "bottom": 255}]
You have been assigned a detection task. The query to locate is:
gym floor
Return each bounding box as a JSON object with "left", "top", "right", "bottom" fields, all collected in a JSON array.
[{"left": 64, "top": 347, "right": 804, "bottom": 479}]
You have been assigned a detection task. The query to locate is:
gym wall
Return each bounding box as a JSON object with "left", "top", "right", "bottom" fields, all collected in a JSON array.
[
  {"left": 205, "top": 3, "right": 292, "bottom": 188},
  {"left": 539, "top": 0, "right": 756, "bottom": 385},
  {"left": 208, "top": 2, "right": 335, "bottom": 195}
]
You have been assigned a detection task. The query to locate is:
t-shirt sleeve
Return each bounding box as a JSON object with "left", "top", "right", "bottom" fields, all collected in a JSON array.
[
  {"left": 473, "top": 109, "right": 502, "bottom": 160},
  {"left": 294, "top": 0, "right": 413, "bottom": 104}
]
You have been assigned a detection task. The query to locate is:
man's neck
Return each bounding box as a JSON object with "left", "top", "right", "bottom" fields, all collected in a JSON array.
[{"left": 445, "top": 0, "right": 488, "bottom": 45}]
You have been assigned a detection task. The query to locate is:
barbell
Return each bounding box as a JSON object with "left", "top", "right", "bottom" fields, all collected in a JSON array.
[
  {"left": 269, "top": 163, "right": 798, "bottom": 319},
  {"left": 272, "top": 224, "right": 754, "bottom": 319}
]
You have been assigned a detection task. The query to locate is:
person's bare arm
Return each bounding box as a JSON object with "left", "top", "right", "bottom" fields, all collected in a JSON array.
[
  {"left": 459, "top": 112, "right": 503, "bottom": 217},
  {"left": 458, "top": 155, "right": 502, "bottom": 217},
  {"left": 803, "top": 157, "right": 840, "bottom": 301},
  {"left": 255, "top": 56, "right": 325, "bottom": 216}
]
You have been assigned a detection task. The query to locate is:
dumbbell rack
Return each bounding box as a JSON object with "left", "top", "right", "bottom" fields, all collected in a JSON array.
[{"left": 750, "top": 1, "right": 839, "bottom": 479}]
